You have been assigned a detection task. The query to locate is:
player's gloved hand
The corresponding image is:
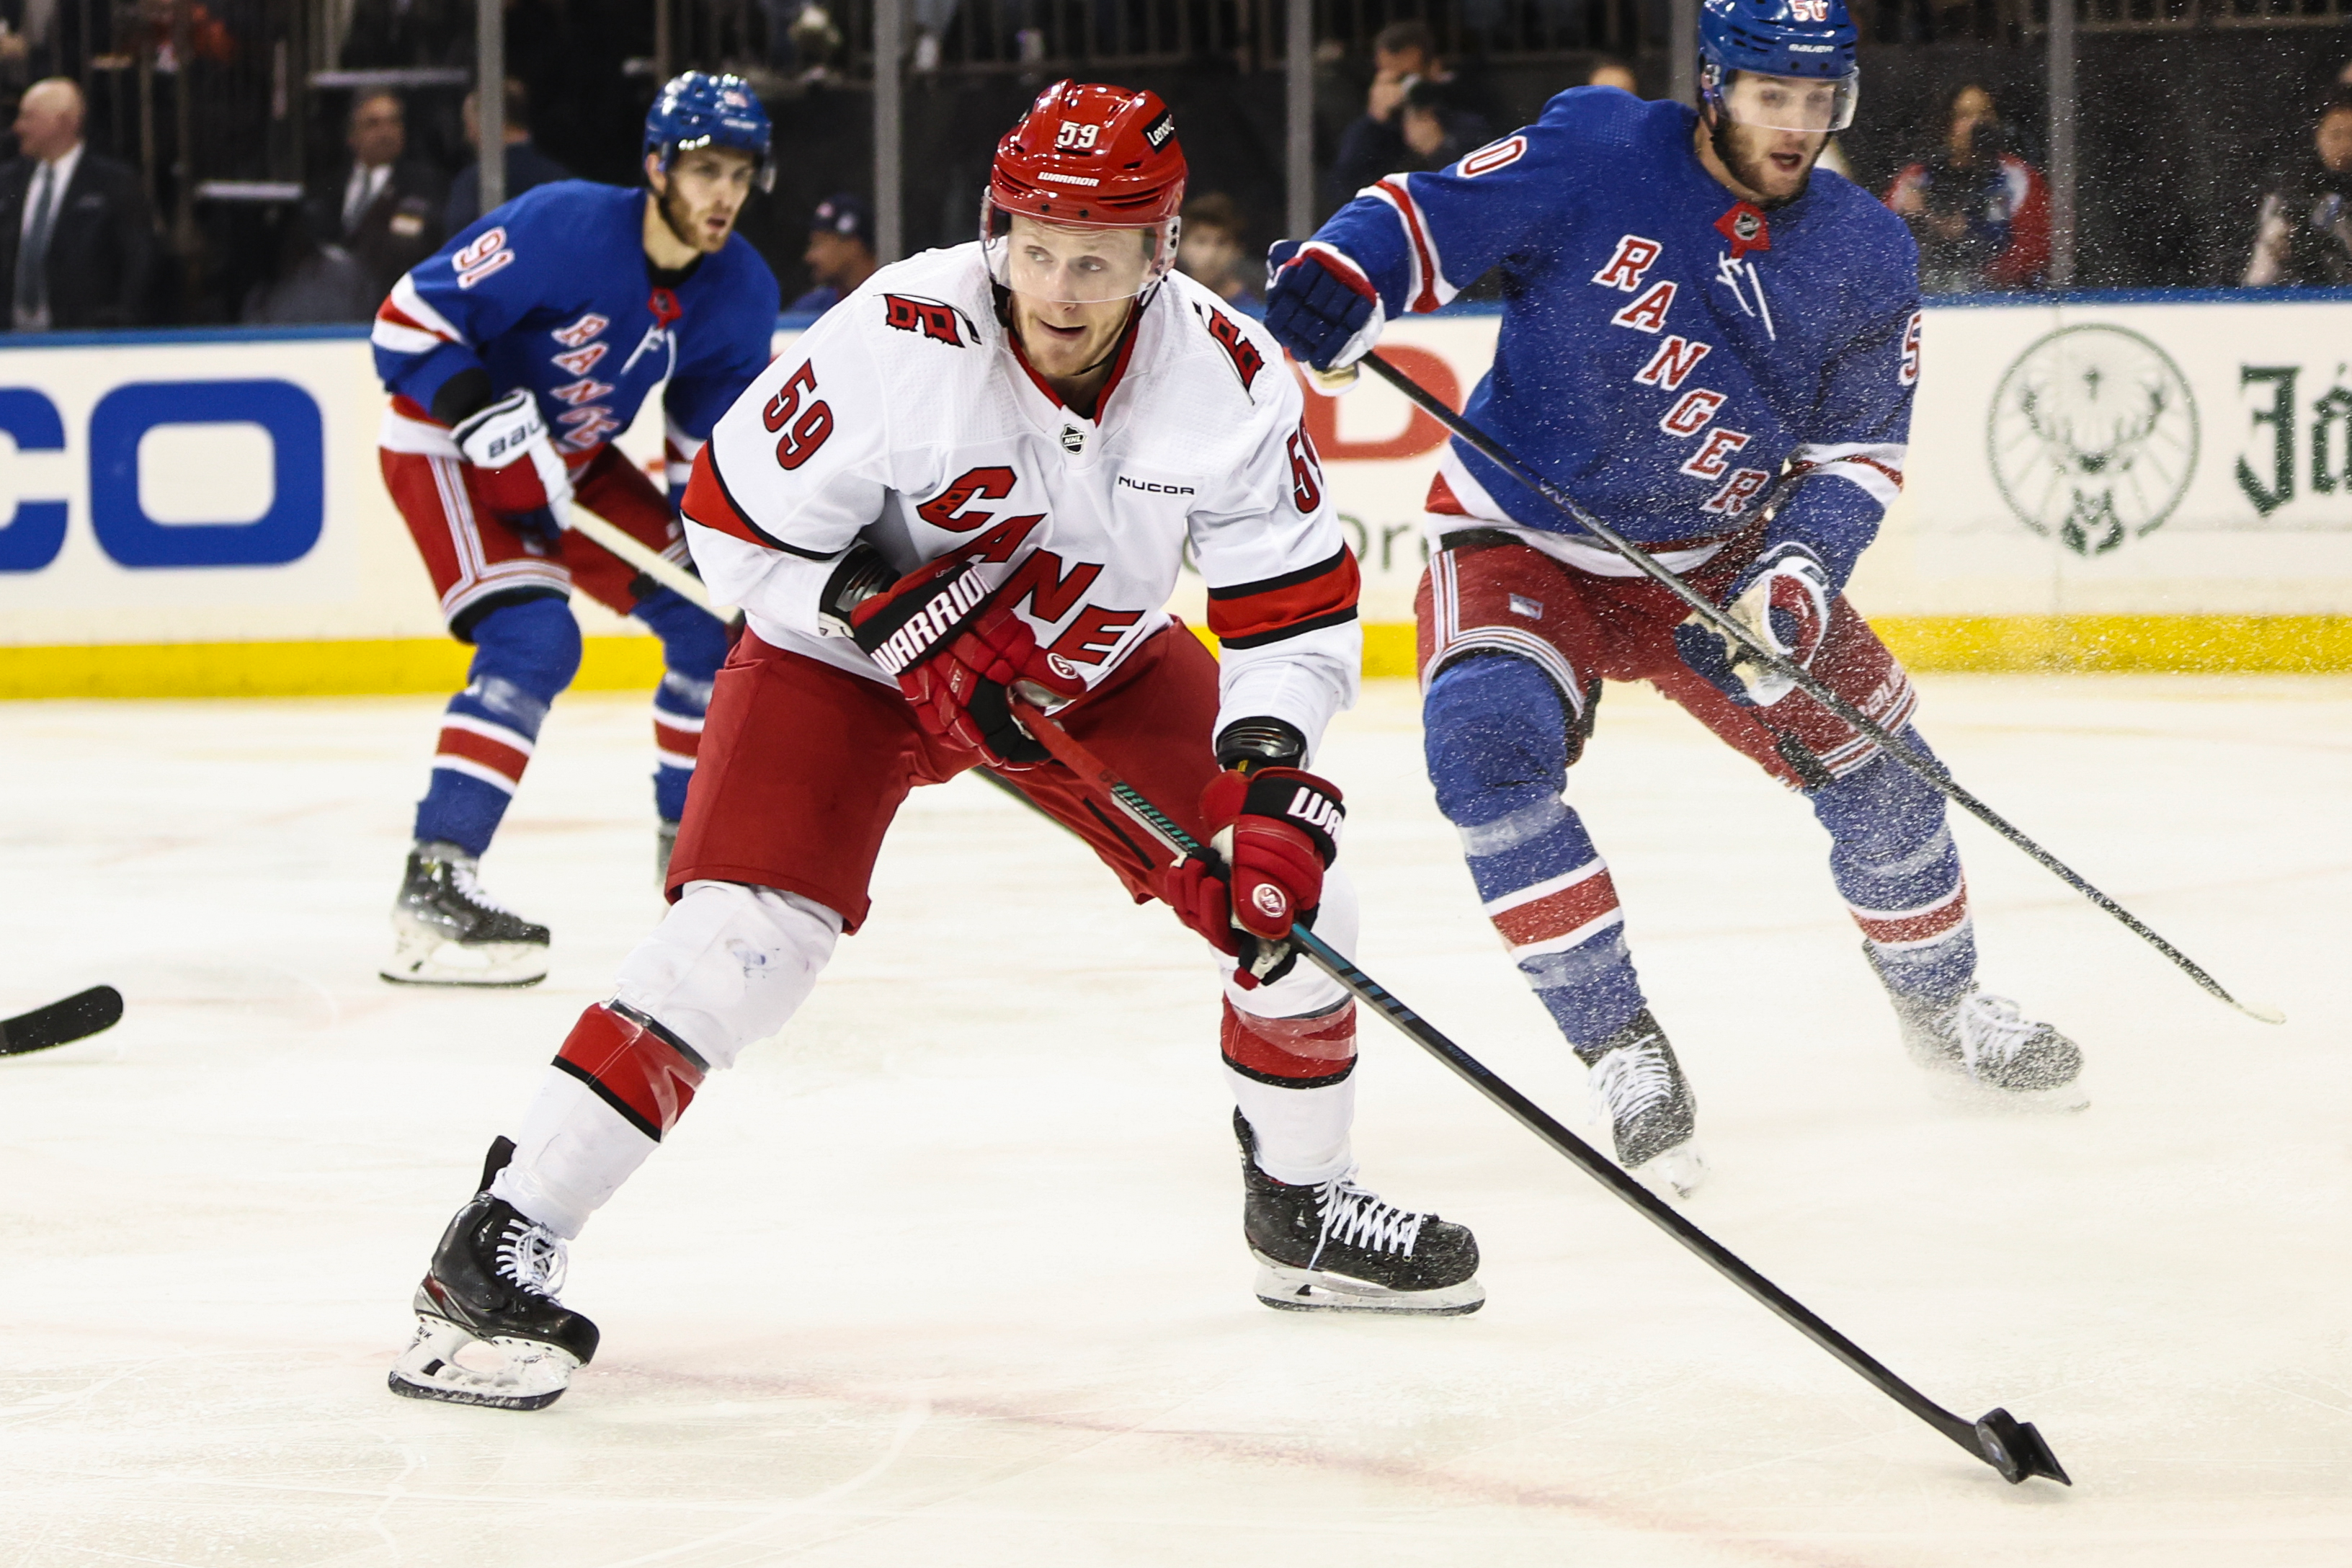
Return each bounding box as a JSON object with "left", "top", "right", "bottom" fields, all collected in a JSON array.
[
  {"left": 1672, "top": 541, "right": 1834, "bottom": 707},
  {"left": 511, "top": 507, "right": 564, "bottom": 547},
  {"left": 455, "top": 388, "right": 576, "bottom": 518},
  {"left": 848, "top": 554, "right": 1084, "bottom": 767},
  {"left": 1263, "top": 240, "right": 1384, "bottom": 373},
  {"left": 1166, "top": 766, "right": 1344, "bottom": 988}
]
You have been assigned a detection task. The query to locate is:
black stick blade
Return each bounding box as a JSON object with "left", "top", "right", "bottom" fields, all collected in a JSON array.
[
  {"left": 0, "top": 985, "right": 125, "bottom": 1056},
  {"left": 1973, "top": 1407, "right": 2071, "bottom": 1485}
]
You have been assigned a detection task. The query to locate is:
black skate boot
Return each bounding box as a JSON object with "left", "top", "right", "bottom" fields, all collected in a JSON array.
[
  {"left": 381, "top": 841, "right": 550, "bottom": 988},
  {"left": 388, "top": 1146, "right": 599, "bottom": 1410},
  {"left": 1237, "top": 1110, "right": 1484, "bottom": 1314},
  {"left": 1873, "top": 952, "right": 2087, "bottom": 1110},
  {"left": 1575, "top": 1010, "right": 1706, "bottom": 1198}
]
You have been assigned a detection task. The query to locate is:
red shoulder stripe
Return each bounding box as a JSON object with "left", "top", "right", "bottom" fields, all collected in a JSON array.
[
  {"left": 680, "top": 445, "right": 792, "bottom": 553},
  {"left": 1206, "top": 548, "right": 1361, "bottom": 649}
]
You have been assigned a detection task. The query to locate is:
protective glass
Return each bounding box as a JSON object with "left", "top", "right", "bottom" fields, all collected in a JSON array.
[
  {"left": 983, "top": 202, "right": 1178, "bottom": 305},
  {"left": 1717, "top": 68, "right": 1859, "bottom": 134}
]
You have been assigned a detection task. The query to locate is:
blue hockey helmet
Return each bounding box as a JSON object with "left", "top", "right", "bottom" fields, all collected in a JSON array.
[
  {"left": 645, "top": 71, "right": 775, "bottom": 192},
  {"left": 1698, "top": 0, "right": 1860, "bottom": 131}
]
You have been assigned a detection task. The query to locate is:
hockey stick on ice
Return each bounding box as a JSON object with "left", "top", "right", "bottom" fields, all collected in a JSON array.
[
  {"left": 1345, "top": 350, "right": 2280, "bottom": 1025},
  {"left": 0, "top": 985, "right": 123, "bottom": 1057},
  {"left": 1006, "top": 694, "right": 2070, "bottom": 1487},
  {"left": 563, "top": 504, "right": 743, "bottom": 629}
]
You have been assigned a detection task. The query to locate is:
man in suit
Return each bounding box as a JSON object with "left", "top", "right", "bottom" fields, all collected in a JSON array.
[
  {"left": 313, "top": 89, "right": 444, "bottom": 303},
  {"left": 0, "top": 77, "right": 153, "bottom": 330},
  {"left": 443, "top": 78, "right": 571, "bottom": 233}
]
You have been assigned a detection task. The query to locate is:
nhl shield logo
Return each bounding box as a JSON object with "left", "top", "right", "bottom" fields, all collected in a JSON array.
[
  {"left": 1988, "top": 324, "right": 2199, "bottom": 555},
  {"left": 1714, "top": 202, "right": 1770, "bottom": 259}
]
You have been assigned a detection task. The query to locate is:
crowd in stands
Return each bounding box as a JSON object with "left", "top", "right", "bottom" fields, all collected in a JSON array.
[{"left": 0, "top": 27, "right": 2346, "bottom": 338}]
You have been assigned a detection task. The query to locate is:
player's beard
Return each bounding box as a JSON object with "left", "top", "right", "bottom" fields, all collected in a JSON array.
[
  {"left": 1709, "top": 114, "right": 1819, "bottom": 210},
  {"left": 658, "top": 184, "right": 723, "bottom": 254}
]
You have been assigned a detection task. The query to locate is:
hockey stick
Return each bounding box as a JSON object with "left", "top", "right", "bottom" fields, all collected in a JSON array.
[
  {"left": 0, "top": 985, "right": 123, "bottom": 1057},
  {"left": 563, "top": 504, "right": 743, "bottom": 629},
  {"left": 1007, "top": 694, "right": 2070, "bottom": 1487},
  {"left": 581, "top": 506, "right": 1055, "bottom": 816},
  {"left": 1346, "top": 350, "right": 2281, "bottom": 1026}
]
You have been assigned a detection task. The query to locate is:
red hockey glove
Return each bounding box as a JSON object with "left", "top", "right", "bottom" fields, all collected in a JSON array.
[
  {"left": 1167, "top": 766, "right": 1345, "bottom": 987},
  {"left": 455, "top": 388, "right": 576, "bottom": 518},
  {"left": 848, "top": 555, "right": 1084, "bottom": 767}
]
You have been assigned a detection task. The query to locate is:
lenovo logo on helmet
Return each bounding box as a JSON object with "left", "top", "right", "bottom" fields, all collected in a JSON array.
[{"left": 1142, "top": 111, "right": 1175, "bottom": 150}]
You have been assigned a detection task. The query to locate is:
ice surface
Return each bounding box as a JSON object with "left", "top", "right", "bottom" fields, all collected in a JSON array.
[{"left": 1, "top": 674, "right": 2346, "bottom": 1566}]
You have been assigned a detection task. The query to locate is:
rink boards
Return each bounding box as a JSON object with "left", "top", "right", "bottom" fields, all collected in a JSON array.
[{"left": 2, "top": 293, "right": 2351, "bottom": 696}]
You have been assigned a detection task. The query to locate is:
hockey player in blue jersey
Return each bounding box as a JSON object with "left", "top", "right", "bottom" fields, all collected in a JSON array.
[
  {"left": 372, "top": 73, "right": 782, "bottom": 988},
  {"left": 1262, "top": 0, "right": 2085, "bottom": 1195}
]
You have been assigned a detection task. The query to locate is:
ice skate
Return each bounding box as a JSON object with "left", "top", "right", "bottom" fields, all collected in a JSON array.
[
  {"left": 1237, "top": 1111, "right": 1484, "bottom": 1314},
  {"left": 381, "top": 842, "right": 550, "bottom": 987},
  {"left": 1576, "top": 1010, "right": 1707, "bottom": 1198},
  {"left": 1886, "top": 980, "right": 2086, "bottom": 1110},
  {"left": 388, "top": 1178, "right": 599, "bottom": 1411}
]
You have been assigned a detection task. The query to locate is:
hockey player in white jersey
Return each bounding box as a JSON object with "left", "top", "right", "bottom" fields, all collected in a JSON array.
[{"left": 390, "top": 81, "right": 1483, "bottom": 1410}]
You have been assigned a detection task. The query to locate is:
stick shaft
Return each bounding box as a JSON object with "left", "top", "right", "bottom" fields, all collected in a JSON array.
[
  {"left": 1007, "top": 698, "right": 1984, "bottom": 1463},
  {"left": 565, "top": 505, "right": 740, "bottom": 626},
  {"left": 1359, "top": 352, "right": 2273, "bottom": 1023}
]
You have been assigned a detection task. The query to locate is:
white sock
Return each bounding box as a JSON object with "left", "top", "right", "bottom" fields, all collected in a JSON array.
[
  {"left": 489, "top": 1068, "right": 655, "bottom": 1239},
  {"left": 1224, "top": 1064, "right": 1355, "bottom": 1186}
]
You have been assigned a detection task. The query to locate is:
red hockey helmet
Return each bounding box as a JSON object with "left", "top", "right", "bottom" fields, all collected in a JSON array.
[{"left": 983, "top": 80, "right": 1187, "bottom": 305}]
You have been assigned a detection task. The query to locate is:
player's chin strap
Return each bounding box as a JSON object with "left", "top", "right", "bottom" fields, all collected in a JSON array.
[
  {"left": 1336, "top": 349, "right": 2281, "bottom": 1028},
  {"left": 1003, "top": 690, "right": 2072, "bottom": 1490}
]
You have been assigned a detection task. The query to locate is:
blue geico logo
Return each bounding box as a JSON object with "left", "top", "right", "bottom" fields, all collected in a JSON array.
[{"left": 0, "top": 378, "right": 324, "bottom": 572}]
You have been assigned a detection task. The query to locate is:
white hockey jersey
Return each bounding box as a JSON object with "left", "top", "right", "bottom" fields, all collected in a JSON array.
[{"left": 680, "top": 244, "right": 1363, "bottom": 751}]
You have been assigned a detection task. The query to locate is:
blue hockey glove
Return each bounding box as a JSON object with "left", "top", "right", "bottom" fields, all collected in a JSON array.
[
  {"left": 1672, "top": 542, "right": 1834, "bottom": 707},
  {"left": 512, "top": 507, "right": 566, "bottom": 547},
  {"left": 1263, "top": 240, "right": 1384, "bottom": 373}
]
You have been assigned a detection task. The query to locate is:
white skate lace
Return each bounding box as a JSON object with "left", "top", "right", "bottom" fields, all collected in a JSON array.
[
  {"left": 447, "top": 859, "right": 523, "bottom": 919},
  {"left": 1588, "top": 1036, "right": 1673, "bottom": 1125},
  {"left": 1951, "top": 993, "right": 2044, "bottom": 1074},
  {"left": 1308, "top": 1172, "right": 1426, "bottom": 1268},
  {"left": 495, "top": 1219, "right": 568, "bottom": 1299}
]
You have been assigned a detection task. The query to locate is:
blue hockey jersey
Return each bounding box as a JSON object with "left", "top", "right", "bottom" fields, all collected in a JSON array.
[
  {"left": 371, "top": 180, "right": 779, "bottom": 470},
  {"left": 1311, "top": 87, "right": 1920, "bottom": 586}
]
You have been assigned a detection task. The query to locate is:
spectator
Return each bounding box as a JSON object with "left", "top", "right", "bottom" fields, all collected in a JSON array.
[
  {"left": 1884, "top": 83, "right": 2049, "bottom": 293},
  {"left": 242, "top": 200, "right": 375, "bottom": 324},
  {"left": 312, "top": 90, "right": 445, "bottom": 303},
  {"left": 0, "top": 78, "right": 153, "bottom": 331},
  {"left": 1586, "top": 57, "right": 1638, "bottom": 94},
  {"left": 1324, "top": 20, "right": 1489, "bottom": 210},
  {"left": 1177, "top": 192, "right": 1259, "bottom": 309},
  {"left": 2246, "top": 94, "right": 2352, "bottom": 286},
  {"left": 443, "top": 78, "right": 571, "bottom": 233},
  {"left": 791, "top": 192, "right": 876, "bottom": 313}
]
